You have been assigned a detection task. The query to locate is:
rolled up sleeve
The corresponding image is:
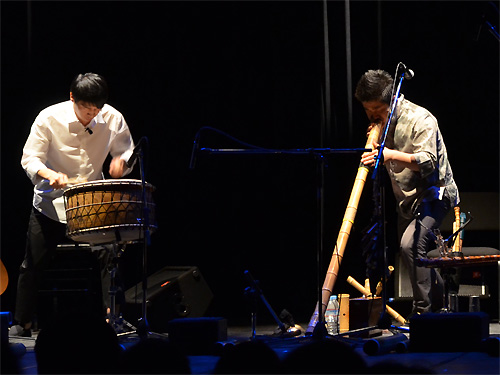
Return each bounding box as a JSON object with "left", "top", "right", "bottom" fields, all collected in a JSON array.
[
  {"left": 21, "top": 121, "right": 50, "bottom": 185},
  {"left": 412, "top": 115, "right": 438, "bottom": 178}
]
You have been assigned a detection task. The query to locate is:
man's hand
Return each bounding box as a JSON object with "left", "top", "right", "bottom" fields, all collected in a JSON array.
[
  {"left": 361, "top": 146, "right": 419, "bottom": 171},
  {"left": 109, "top": 157, "right": 126, "bottom": 178},
  {"left": 361, "top": 148, "right": 380, "bottom": 167},
  {"left": 366, "top": 123, "right": 378, "bottom": 138},
  {"left": 365, "top": 122, "right": 383, "bottom": 150},
  {"left": 38, "top": 169, "right": 69, "bottom": 189}
]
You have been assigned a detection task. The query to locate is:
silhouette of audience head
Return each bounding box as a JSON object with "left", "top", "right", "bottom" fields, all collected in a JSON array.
[
  {"left": 214, "top": 339, "right": 281, "bottom": 374},
  {"left": 281, "top": 338, "right": 367, "bottom": 374},
  {"left": 35, "top": 313, "right": 121, "bottom": 374},
  {"left": 368, "top": 360, "right": 435, "bottom": 374},
  {"left": 1, "top": 343, "right": 21, "bottom": 374},
  {"left": 119, "top": 337, "right": 191, "bottom": 374}
]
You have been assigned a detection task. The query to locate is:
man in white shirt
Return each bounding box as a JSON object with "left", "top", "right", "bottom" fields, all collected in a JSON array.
[{"left": 11, "top": 73, "right": 135, "bottom": 337}]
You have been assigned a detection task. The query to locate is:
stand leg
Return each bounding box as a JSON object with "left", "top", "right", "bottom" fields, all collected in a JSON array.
[
  {"left": 437, "top": 267, "right": 453, "bottom": 313},
  {"left": 251, "top": 311, "right": 257, "bottom": 340},
  {"left": 106, "top": 242, "right": 137, "bottom": 334},
  {"left": 244, "top": 281, "right": 259, "bottom": 340}
]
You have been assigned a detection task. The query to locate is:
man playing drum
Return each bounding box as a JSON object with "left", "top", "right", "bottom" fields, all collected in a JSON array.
[{"left": 10, "top": 73, "right": 135, "bottom": 337}]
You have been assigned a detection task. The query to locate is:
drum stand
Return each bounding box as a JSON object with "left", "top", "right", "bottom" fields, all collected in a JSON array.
[{"left": 106, "top": 237, "right": 137, "bottom": 335}]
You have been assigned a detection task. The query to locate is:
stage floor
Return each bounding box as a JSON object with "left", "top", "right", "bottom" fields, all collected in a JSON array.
[{"left": 8, "top": 322, "right": 500, "bottom": 374}]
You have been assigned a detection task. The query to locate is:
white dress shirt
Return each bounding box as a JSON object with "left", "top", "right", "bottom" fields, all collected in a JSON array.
[{"left": 21, "top": 100, "right": 135, "bottom": 223}]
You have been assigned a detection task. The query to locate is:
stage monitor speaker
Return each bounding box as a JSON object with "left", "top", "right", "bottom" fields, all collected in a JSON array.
[
  {"left": 410, "top": 312, "right": 489, "bottom": 352},
  {"left": 124, "top": 266, "right": 213, "bottom": 333}
]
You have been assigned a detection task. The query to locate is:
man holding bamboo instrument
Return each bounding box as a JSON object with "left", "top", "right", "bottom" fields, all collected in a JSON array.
[{"left": 355, "top": 69, "right": 460, "bottom": 321}]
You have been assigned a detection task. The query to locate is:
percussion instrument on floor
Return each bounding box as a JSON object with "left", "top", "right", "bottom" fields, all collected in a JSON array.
[{"left": 63, "top": 179, "right": 157, "bottom": 245}]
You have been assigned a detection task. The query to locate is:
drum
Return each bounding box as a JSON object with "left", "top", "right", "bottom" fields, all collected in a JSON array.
[{"left": 63, "top": 179, "right": 157, "bottom": 244}]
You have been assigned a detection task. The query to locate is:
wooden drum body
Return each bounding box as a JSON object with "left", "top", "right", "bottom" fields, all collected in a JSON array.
[{"left": 63, "top": 179, "right": 157, "bottom": 244}]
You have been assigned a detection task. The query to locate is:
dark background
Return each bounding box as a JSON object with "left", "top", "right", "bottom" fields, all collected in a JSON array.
[{"left": 1, "top": 1, "right": 498, "bottom": 326}]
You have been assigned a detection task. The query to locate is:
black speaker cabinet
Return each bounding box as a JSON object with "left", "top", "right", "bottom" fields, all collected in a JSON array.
[
  {"left": 124, "top": 266, "right": 213, "bottom": 333},
  {"left": 410, "top": 312, "right": 489, "bottom": 352}
]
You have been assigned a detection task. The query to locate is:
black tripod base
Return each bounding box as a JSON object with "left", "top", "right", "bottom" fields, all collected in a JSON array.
[
  {"left": 377, "top": 311, "right": 392, "bottom": 330},
  {"left": 137, "top": 318, "right": 150, "bottom": 340},
  {"left": 133, "top": 318, "right": 167, "bottom": 340},
  {"left": 311, "top": 321, "right": 328, "bottom": 340}
]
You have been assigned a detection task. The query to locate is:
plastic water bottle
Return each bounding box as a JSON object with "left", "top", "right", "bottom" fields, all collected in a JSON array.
[{"left": 325, "top": 295, "right": 339, "bottom": 335}]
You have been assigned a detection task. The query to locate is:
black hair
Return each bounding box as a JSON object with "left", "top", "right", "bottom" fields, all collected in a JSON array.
[
  {"left": 354, "top": 69, "right": 393, "bottom": 104},
  {"left": 70, "top": 73, "right": 109, "bottom": 109}
]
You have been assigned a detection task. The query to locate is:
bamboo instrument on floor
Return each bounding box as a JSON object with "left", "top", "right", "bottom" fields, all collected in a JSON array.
[
  {"left": 364, "top": 278, "right": 371, "bottom": 297},
  {"left": 346, "top": 275, "right": 406, "bottom": 325},
  {"left": 452, "top": 206, "right": 462, "bottom": 253},
  {"left": 375, "top": 265, "right": 394, "bottom": 297},
  {"left": 306, "top": 123, "right": 381, "bottom": 334}
]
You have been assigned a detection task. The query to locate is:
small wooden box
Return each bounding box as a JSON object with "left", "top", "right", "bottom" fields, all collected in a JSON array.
[{"left": 349, "top": 297, "right": 382, "bottom": 330}]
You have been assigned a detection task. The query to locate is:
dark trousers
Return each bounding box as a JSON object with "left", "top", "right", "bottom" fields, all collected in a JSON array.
[
  {"left": 15, "top": 207, "right": 117, "bottom": 325},
  {"left": 398, "top": 198, "right": 451, "bottom": 314}
]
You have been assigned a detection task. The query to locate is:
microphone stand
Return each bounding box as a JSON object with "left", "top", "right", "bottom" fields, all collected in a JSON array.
[
  {"left": 136, "top": 142, "right": 152, "bottom": 339},
  {"left": 197, "top": 146, "right": 368, "bottom": 338},
  {"left": 124, "top": 137, "right": 163, "bottom": 340},
  {"left": 371, "top": 68, "right": 407, "bottom": 329},
  {"left": 313, "top": 151, "right": 328, "bottom": 339}
]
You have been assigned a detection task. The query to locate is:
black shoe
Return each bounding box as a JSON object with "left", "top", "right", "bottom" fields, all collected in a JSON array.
[
  {"left": 401, "top": 320, "right": 410, "bottom": 328},
  {"left": 405, "top": 311, "right": 422, "bottom": 324},
  {"left": 9, "top": 325, "right": 32, "bottom": 338}
]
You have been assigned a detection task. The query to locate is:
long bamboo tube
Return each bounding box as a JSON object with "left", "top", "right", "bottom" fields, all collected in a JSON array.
[{"left": 306, "top": 123, "right": 381, "bottom": 334}]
